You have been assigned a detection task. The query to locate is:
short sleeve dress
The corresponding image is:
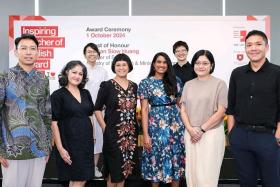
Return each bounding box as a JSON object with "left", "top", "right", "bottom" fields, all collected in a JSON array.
[
  {"left": 94, "top": 79, "right": 138, "bottom": 183},
  {"left": 137, "top": 76, "right": 185, "bottom": 183},
  {"left": 51, "top": 87, "right": 95, "bottom": 181}
]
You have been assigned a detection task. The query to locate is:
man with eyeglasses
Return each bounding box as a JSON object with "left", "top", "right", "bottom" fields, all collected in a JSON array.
[
  {"left": 227, "top": 30, "right": 280, "bottom": 187},
  {"left": 0, "top": 34, "right": 52, "bottom": 187},
  {"left": 172, "top": 41, "right": 195, "bottom": 86}
]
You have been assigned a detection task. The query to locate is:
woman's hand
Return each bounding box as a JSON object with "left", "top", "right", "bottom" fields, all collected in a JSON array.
[
  {"left": 102, "top": 126, "right": 106, "bottom": 133},
  {"left": 275, "top": 123, "right": 280, "bottom": 146},
  {"left": 93, "top": 138, "right": 96, "bottom": 144},
  {"left": 58, "top": 147, "right": 72, "bottom": 165},
  {"left": 187, "top": 126, "right": 203, "bottom": 144},
  {"left": 143, "top": 133, "right": 152, "bottom": 152}
]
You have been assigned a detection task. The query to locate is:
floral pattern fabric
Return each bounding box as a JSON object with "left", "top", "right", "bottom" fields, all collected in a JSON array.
[
  {"left": 138, "top": 77, "right": 185, "bottom": 183},
  {"left": 94, "top": 79, "right": 138, "bottom": 182},
  {"left": 113, "top": 80, "right": 137, "bottom": 177}
]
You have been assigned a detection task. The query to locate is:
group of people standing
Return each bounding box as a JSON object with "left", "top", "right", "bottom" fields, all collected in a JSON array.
[{"left": 0, "top": 29, "right": 279, "bottom": 187}]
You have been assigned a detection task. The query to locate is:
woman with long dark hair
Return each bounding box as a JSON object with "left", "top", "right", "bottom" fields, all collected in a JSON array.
[
  {"left": 51, "top": 60, "right": 95, "bottom": 187},
  {"left": 138, "top": 52, "right": 185, "bottom": 187}
]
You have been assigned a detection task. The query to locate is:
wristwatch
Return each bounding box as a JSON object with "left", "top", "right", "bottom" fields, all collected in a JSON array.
[
  {"left": 276, "top": 138, "right": 280, "bottom": 144},
  {"left": 200, "top": 126, "right": 206, "bottom": 133}
]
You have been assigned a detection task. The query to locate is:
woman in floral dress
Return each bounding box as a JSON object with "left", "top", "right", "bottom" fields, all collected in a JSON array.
[
  {"left": 95, "top": 53, "right": 138, "bottom": 187},
  {"left": 138, "top": 52, "right": 185, "bottom": 187}
]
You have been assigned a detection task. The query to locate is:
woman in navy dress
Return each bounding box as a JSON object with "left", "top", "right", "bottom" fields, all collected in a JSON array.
[
  {"left": 51, "top": 61, "right": 94, "bottom": 187},
  {"left": 95, "top": 54, "right": 138, "bottom": 187},
  {"left": 138, "top": 52, "right": 185, "bottom": 187}
]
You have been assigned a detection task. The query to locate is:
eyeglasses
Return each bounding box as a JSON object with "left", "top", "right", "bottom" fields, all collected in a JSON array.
[
  {"left": 18, "top": 46, "right": 38, "bottom": 53},
  {"left": 194, "top": 61, "right": 211, "bottom": 66},
  {"left": 86, "top": 50, "right": 98, "bottom": 55}
]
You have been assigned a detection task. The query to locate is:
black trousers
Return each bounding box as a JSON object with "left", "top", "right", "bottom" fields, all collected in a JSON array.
[{"left": 229, "top": 126, "right": 280, "bottom": 187}]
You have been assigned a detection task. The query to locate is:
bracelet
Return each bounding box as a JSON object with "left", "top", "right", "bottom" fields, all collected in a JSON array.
[
  {"left": 200, "top": 126, "right": 206, "bottom": 133},
  {"left": 276, "top": 138, "right": 280, "bottom": 144}
]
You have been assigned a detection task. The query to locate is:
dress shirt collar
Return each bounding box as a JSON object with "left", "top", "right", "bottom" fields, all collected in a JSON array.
[
  {"left": 245, "top": 58, "right": 270, "bottom": 73},
  {"left": 174, "top": 61, "right": 191, "bottom": 68},
  {"left": 14, "top": 64, "right": 35, "bottom": 77}
]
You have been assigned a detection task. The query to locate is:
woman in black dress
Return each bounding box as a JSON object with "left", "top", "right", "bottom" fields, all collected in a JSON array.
[
  {"left": 51, "top": 61, "right": 94, "bottom": 187},
  {"left": 95, "top": 54, "right": 138, "bottom": 187}
]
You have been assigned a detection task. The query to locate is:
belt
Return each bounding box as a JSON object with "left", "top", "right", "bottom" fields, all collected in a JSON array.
[
  {"left": 150, "top": 102, "right": 176, "bottom": 107},
  {"left": 237, "top": 123, "right": 275, "bottom": 134}
]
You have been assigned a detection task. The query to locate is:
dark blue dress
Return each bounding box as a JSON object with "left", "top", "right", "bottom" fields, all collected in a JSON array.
[{"left": 138, "top": 77, "right": 185, "bottom": 183}]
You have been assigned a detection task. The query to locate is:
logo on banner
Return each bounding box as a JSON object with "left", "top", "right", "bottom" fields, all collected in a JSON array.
[
  {"left": 237, "top": 54, "right": 244, "bottom": 61},
  {"left": 45, "top": 71, "right": 56, "bottom": 80},
  {"left": 240, "top": 30, "right": 247, "bottom": 42},
  {"left": 233, "top": 27, "right": 248, "bottom": 65}
]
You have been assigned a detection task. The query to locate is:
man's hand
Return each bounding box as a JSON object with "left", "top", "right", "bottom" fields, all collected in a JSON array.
[
  {"left": 0, "top": 156, "right": 9, "bottom": 168},
  {"left": 45, "top": 155, "right": 50, "bottom": 162}
]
